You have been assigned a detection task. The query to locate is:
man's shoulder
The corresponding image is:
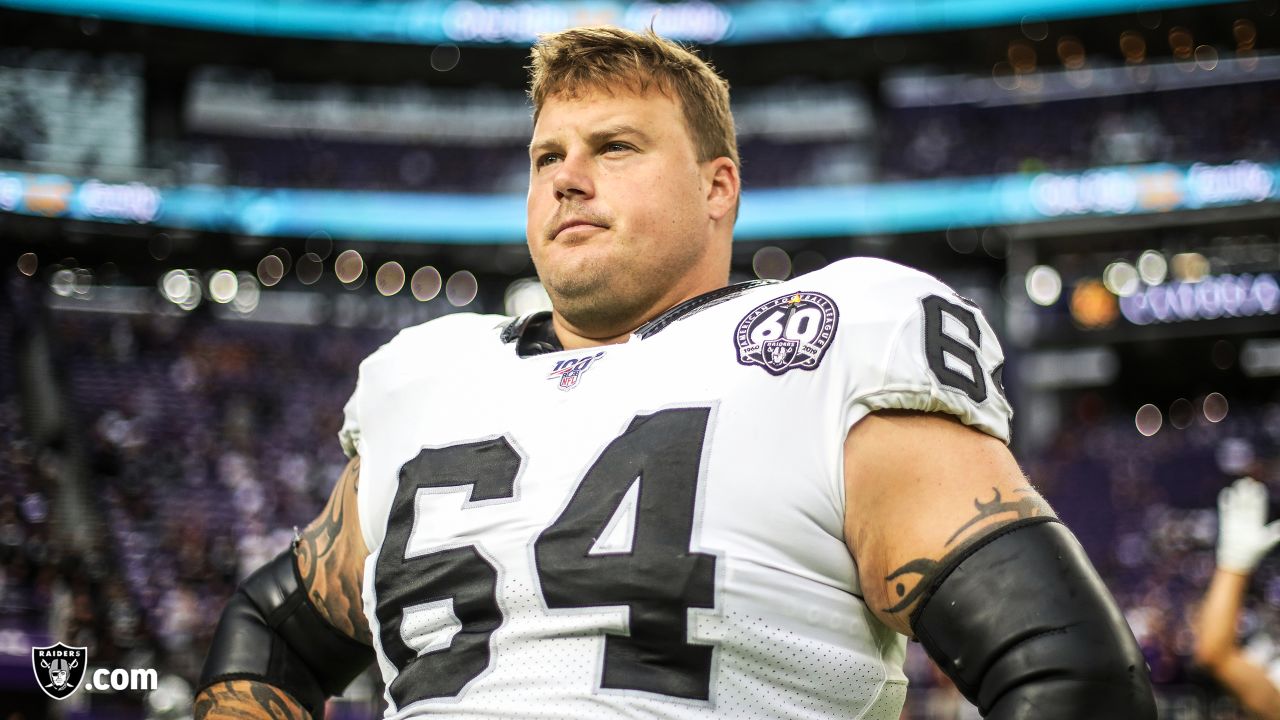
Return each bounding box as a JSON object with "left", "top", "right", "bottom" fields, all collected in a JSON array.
[
  {"left": 800, "top": 256, "right": 936, "bottom": 292},
  {"left": 792, "top": 256, "right": 951, "bottom": 322},
  {"left": 363, "top": 311, "right": 512, "bottom": 367}
]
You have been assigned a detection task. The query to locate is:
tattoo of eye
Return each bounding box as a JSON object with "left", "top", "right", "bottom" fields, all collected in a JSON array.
[
  {"left": 295, "top": 458, "right": 372, "bottom": 645},
  {"left": 881, "top": 486, "right": 1050, "bottom": 615},
  {"left": 194, "top": 680, "right": 307, "bottom": 720}
]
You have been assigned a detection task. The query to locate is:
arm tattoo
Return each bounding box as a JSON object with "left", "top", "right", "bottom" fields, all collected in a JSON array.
[
  {"left": 194, "top": 679, "right": 308, "bottom": 720},
  {"left": 295, "top": 457, "right": 372, "bottom": 644},
  {"left": 882, "top": 486, "right": 1051, "bottom": 615}
]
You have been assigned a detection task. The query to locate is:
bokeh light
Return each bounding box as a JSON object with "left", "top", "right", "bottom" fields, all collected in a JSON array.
[
  {"left": 376, "top": 261, "right": 406, "bottom": 296},
  {"left": 1008, "top": 40, "right": 1037, "bottom": 73},
  {"left": 1057, "top": 36, "right": 1086, "bottom": 69},
  {"left": 1171, "top": 252, "right": 1209, "bottom": 283},
  {"left": 1103, "top": 261, "right": 1140, "bottom": 296},
  {"left": 1020, "top": 15, "right": 1048, "bottom": 41},
  {"left": 148, "top": 233, "right": 172, "bottom": 261},
  {"left": 1168, "top": 26, "right": 1194, "bottom": 59},
  {"left": 257, "top": 255, "right": 284, "bottom": 287},
  {"left": 1235, "top": 19, "right": 1257, "bottom": 49},
  {"left": 160, "top": 269, "right": 190, "bottom": 303},
  {"left": 1203, "top": 392, "right": 1229, "bottom": 423},
  {"left": 981, "top": 228, "right": 1009, "bottom": 258},
  {"left": 51, "top": 268, "right": 75, "bottom": 297},
  {"left": 296, "top": 252, "right": 323, "bottom": 285},
  {"left": 1070, "top": 279, "right": 1118, "bottom": 328},
  {"left": 946, "top": 227, "right": 980, "bottom": 254},
  {"left": 232, "top": 273, "right": 260, "bottom": 314},
  {"left": 1119, "top": 31, "right": 1146, "bottom": 63},
  {"left": 1137, "top": 250, "right": 1167, "bottom": 285},
  {"left": 1169, "top": 398, "right": 1194, "bottom": 429},
  {"left": 431, "top": 44, "right": 461, "bottom": 72},
  {"left": 17, "top": 252, "right": 37, "bottom": 276},
  {"left": 411, "top": 266, "right": 442, "bottom": 302},
  {"left": 160, "top": 269, "right": 202, "bottom": 310},
  {"left": 208, "top": 270, "right": 238, "bottom": 303},
  {"left": 1135, "top": 403, "right": 1163, "bottom": 436},
  {"left": 752, "top": 246, "right": 791, "bottom": 280},
  {"left": 791, "top": 251, "right": 828, "bottom": 276},
  {"left": 446, "top": 270, "right": 478, "bottom": 306},
  {"left": 270, "top": 247, "right": 292, "bottom": 274},
  {"left": 305, "top": 231, "right": 333, "bottom": 261},
  {"left": 1026, "top": 265, "right": 1063, "bottom": 306},
  {"left": 335, "top": 249, "right": 364, "bottom": 284},
  {"left": 1194, "top": 45, "right": 1219, "bottom": 71}
]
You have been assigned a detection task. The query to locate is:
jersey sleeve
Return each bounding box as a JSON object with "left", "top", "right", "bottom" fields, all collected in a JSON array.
[
  {"left": 338, "top": 381, "right": 362, "bottom": 459},
  {"left": 840, "top": 260, "right": 1013, "bottom": 444},
  {"left": 338, "top": 343, "right": 385, "bottom": 459}
]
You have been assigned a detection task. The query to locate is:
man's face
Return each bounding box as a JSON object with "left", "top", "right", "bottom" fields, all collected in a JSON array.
[{"left": 526, "top": 86, "right": 715, "bottom": 333}]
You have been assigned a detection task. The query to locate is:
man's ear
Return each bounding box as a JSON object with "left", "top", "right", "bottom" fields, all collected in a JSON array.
[{"left": 704, "top": 157, "right": 740, "bottom": 222}]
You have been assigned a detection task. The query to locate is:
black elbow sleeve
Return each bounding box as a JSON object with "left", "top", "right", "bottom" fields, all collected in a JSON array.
[
  {"left": 911, "top": 518, "right": 1156, "bottom": 720},
  {"left": 198, "top": 549, "right": 374, "bottom": 717}
]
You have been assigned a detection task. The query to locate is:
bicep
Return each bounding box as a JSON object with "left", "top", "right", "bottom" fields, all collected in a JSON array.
[
  {"left": 295, "top": 455, "right": 371, "bottom": 644},
  {"left": 843, "top": 410, "right": 1055, "bottom": 637}
]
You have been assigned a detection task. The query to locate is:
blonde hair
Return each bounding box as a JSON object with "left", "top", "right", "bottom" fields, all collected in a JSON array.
[{"left": 528, "top": 26, "right": 739, "bottom": 171}]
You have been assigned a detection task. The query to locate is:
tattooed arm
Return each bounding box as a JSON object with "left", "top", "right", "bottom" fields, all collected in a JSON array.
[
  {"left": 196, "top": 456, "right": 370, "bottom": 719},
  {"left": 295, "top": 456, "right": 371, "bottom": 644},
  {"left": 843, "top": 410, "right": 1053, "bottom": 635},
  {"left": 844, "top": 411, "right": 1154, "bottom": 718},
  {"left": 193, "top": 681, "right": 309, "bottom": 720}
]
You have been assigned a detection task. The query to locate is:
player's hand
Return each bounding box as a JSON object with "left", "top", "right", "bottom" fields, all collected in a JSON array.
[{"left": 1217, "top": 477, "right": 1280, "bottom": 575}]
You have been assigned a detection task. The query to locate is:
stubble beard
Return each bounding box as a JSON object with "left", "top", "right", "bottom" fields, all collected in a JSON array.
[
  {"left": 538, "top": 235, "right": 708, "bottom": 338},
  {"left": 542, "top": 257, "right": 652, "bottom": 335}
]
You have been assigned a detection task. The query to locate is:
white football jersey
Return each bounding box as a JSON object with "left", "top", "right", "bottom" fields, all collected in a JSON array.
[{"left": 339, "top": 258, "right": 1012, "bottom": 719}]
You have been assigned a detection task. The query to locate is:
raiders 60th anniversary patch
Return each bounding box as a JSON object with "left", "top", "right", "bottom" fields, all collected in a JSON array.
[{"left": 735, "top": 291, "right": 839, "bottom": 375}]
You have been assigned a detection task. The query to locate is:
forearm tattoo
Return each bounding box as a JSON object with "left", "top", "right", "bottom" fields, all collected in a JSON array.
[
  {"left": 194, "top": 680, "right": 308, "bottom": 720},
  {"left": 295, "top": 457, "right": 372, "bottom": 644},
  {"left": 882, "top": 486, "right": 1052, "bottom": 615}
]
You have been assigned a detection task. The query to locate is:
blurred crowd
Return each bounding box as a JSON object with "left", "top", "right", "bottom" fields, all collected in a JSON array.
[
  {"left": 54, "top": 311, "right": 389, "bottom": 683},
  {"left": 882, "top": 80, "right": 1280, "bottom": 180},
  {"left": 5, "top": 47, "right": 1274, "bottom": 195}
]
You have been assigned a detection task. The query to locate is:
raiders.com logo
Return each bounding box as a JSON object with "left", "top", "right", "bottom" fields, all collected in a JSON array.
[
  {"left": 735, "top": 291, "right": 839, "bottom": 375},
  {"left": 31, "top": 642, "right": 159, "bottom": 700},
  {"left": 32, "top": 643, "right": 87, "bottom": 700}
]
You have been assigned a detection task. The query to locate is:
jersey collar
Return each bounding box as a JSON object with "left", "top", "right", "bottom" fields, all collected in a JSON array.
[{"left": 501, "top": 279, "right": 779, "bottom": 357}]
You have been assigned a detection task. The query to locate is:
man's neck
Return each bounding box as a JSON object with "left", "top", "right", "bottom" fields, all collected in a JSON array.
[
  {"left": 550, "top": 281, "right": 728, "bottom": 351},
  {"left": 550, "top": 316, "right": 631, "bottom": 351}
]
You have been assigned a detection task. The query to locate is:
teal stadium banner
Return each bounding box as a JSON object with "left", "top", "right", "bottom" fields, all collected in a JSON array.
[
  {"left": 0, "top": 0, "right": 1241, "bottom": 45},
  {"left": 0, "top": 161, "right": 1276, "bottom": 243}
]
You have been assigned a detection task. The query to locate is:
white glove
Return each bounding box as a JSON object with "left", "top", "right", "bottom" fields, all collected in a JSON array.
[{"left": 1217, "top": 477, "right": 1280, "bottom": 574}]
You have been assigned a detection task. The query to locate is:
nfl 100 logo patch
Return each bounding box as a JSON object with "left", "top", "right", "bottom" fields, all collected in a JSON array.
[
  {"left": 547, "top": 351, "right": 605, "bottom": 391},
  {"left": 734, "top": 291, "right": 839, "bottom": 375}
]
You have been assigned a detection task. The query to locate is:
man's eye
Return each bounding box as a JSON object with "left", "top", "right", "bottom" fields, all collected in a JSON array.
[
  {"left": 535, "top": 154, "right": 560, "bottom": 168},
  {"left": 604, "top": 143, "right": 631, "bottom": 154}
]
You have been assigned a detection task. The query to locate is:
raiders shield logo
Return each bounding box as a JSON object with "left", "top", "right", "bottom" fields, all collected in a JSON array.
[
  {"left": 32, "top": 642, "right": 87, "bottom": 700},
  {"left": 734, "top": 291, "right": 838, "bottom": 375}
]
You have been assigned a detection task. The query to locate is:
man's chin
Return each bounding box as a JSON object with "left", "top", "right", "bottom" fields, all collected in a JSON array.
[{"left": 545, "top": 273, "right": 610, "bottom": 305}]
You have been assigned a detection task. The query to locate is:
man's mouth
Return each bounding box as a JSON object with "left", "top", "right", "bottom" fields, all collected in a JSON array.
[{"left": 553, "top": 220, "right": 607, "bottom": 240}]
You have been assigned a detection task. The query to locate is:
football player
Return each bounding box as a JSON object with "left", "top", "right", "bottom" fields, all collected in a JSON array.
[
  {"left": 1194, "top": 477, "right": 1280, "bottom": 718},
  {"left": 196, "top": 26, "right": 1156, "bottom": 719}
]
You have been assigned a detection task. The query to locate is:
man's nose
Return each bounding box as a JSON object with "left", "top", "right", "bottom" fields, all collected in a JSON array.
[{"left": 552, "top": 151, "right": 595, "bottom": 201}]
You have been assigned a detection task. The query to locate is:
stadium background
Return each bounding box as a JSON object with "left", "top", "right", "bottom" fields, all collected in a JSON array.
[{"left": 0, "top": 0, "right": 1278, "bottom": 717}]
